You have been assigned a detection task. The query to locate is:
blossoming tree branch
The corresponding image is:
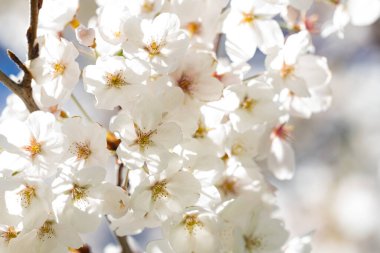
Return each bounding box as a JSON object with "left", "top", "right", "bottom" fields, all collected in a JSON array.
[{"left": 0, "top": 0, "right": 379, "bottom": 253}]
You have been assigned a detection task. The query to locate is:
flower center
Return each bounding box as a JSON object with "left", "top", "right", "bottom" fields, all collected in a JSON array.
[
  {"left": 220, "top": 153, "right": 229, "bottom": 163},
  {"left": 132, "top": 123, "right": 157, "bottom": 151},
  {"left": 151, "top": 180, "right": 169, "bottom": 201},
  {"left": 186, "top": 22, "right": 202, "bottom": 36},
  {"left": 281, "top": 63, "right": 295, "bottom": 79},
  {"left": 272, "top": 123, "right": 293, "bottom": 141},
  {"left": 37, "top": 220, "right": 56, "bottom": 241},
  {"left": 70, "top": 183, "right": 89, "bottom": 202},
  {"left": 218, "top": 178, "right": 238, "bottom": 196},
  {"left": 193, "top": 120, "right": 209, "bottom": 139},
  {"left": 182, "top": 214, "right": 203, "bottom": 235},
  {"left": 231, "top": 143, "right": 244, "bottom": 156},
  {"left": 23, "top": 137, "right": 42, "bottom": 159},
  {"left": 105, "top": 71, "right": 127, "bottom": 88},
  {"left": 241, "top": 12, "right": 255, "bottom": 24},
  {"left": 240, "top": 96, "right": 257, "bottom": 111},
  {"left": 244, "top": 235, "right": 262, "bottom": 251},
  {"left": 71, "top": 141, "right": 92, "bottom": 160},
  {"left": 114, "top": 31, "right": 121, "bottom": 38},
  {"left": 0, "top": 226, "right": 18, "bottom": 243},
  {"left": 53, "top": 63, "right": 66, "bottom": 76},
  {"left": 145, "top": 41, "right": 163, "bottom": 58},
  {"left": 177, "top": 76, "right": 193, "bottom": 95},
  {"left": 18, "top": 185, "right": 37, "bottom": 208},
  {"left": 142, "top": 1, "right": 154, "bottom": 13}
]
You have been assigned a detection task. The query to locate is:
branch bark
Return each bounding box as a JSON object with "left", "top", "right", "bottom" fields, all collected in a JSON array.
[
  {"left": 116, "top": 236, "right": 134, "bottom": 253},
  {"left": 0, "top": 0, "right": 42, "bottom": 112}
]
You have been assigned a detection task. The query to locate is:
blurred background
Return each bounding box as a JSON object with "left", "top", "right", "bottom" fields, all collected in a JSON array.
[{"left": 0, "top": 1, "right": 379, "bottom": 253}]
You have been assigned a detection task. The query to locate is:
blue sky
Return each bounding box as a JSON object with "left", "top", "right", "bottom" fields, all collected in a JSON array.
[{"left": 0, "top": 47, "right": 19, "bottom": 108}]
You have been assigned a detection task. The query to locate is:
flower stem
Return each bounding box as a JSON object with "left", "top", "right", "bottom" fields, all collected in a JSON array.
[{"left": 70, "top": 94, "right": 93, "bottom": 122}]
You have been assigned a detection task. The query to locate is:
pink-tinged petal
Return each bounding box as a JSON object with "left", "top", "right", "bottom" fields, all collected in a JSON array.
[{"left": 268, "top": 138, "right": 295, "bottom": 180}]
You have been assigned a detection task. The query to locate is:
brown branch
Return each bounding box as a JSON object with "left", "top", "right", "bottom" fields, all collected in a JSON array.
[
  {"left": 27, "top": 0, "right": 42, "bottom": 60},
  {"left": 0, "top": 0, "right": 42, "bottom": 112},
  {"left": 117, "top": 162, "right": 124, "bottom": 187},
  {"left": 116, "top": 236, "right": 134, "bottom": 253},
  {"left": 7, "top": 50, "right": 32, "bottom": 78}
]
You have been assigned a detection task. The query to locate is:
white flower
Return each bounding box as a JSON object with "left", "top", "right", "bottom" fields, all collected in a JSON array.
[
  {"left": 4, "top": 177, "right": 52, "bottom": 231},
  {"left": 129, "top": 162, "right": 201, "bottom": 227},
  {"left": 223, "top": 0, "right": 284, "bottom": 62},
  {"left": 223, "top": 81, "right": 281, "bottom": 133},
  {"left": 9, "top": 218, "right": 83, "bottom": 253},
  {"left": 97, "top": 4, "right": 135, "bottom": 45},
  {"left": 38, "top": 0, "right": 79, "bottom": 33},
  {"left": 127, "top": 0, "right": 165, "bottom": 18},
  {"left": 219, "top": 194, "right": 289, "bottom": 253},
  {"left": 75, "top": 25, "right": 96, "bottom": 47},
  {"left": 0, "top": 223, "right": 22, "bottom": 253},
  {"left": 83, "top": 56, "right": 150, "bottom": 110},
  {"left": 265, "top": 31, "right": 331, "bottom": 98},
  {"left": 170, "top": 50, "right": 224, "bottom": 102},
  {"left": 322, "top": 0, "right": 380, "bottom": 38},
  {"left": 169, "top": 0, "right": 227, "bottom": 48},
  {"left": 162, "top": 209, "right": 221, "bottom": 253},
  {"left": 0, "top": 111, "right": 64, "bottom": 176},
  {"left": 123, "top": 13, "right": 189, "bottom": 74},
  {"left": 30, "top": 35, "right": 80, "bottom": 108},
  {"left": 110, "top": 96, "right": 183, "bottom": 173},
  {"left": 52, "top": 167, "right": 125, "bottom": 233},
  {"left": 61, "top": 117, "right": 110, "bottom": 169},
  {"left": 0, "top": 94, "right": 28, "bottom": 123},
  {"left": 222, "top": 125, "right": 265, "bottom": 169},
  {"left": 267, "top": 123, "right": 296, "bottom": 180}
]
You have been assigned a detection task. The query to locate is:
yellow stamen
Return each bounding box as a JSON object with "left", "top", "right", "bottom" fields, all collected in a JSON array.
[
  {"left": 240, "top": 96, "right": 257, "bottom": 111},
  {"left": 18, "top": 185, "right": 37, "bottom": 208},
  {"left": 280, "top": 63, "right": 295, "bottom": 79},
  {"left": 142, "top": 2, "right": 154, "bottom": 13},
  {"left": 70, "top": 17, "right": 81, "bottom": 29},
  {"left": 177, "top": 76, "right": 193, "bottom": 95},
  {"left": 218, "top": 178, "right": 238, "bottom": 196},
  {"left": 145, "top": 41, "right": 163, "bottom": 58},
  {"left": 70, "top": 141, "right": 92, "bottom": 160},
  {"left": 37, "top": 220, "right": 55, "bottom": 241},
  {"left": 193, "top": 120, "right": 209, "bottom": 139},
  {"left": 187, "top": 22, "right": 201, "bottom": 36},
  {"left": 23, "top": 137, "right": 42, "bottom": 159},
  {"left": 131, "top": 123, "right": 157, "bottom": 152},
  {"left": 231, "top": 143, "right": 244, "bottom": 156},
  {"left": 151, "top": 180, "right": 169, "bottom": 201},
  {"left": 0, "top": 226, "right": 18, "bottom": 243},
  {"left": 241, "top": 12, "right": 255, "bottom": 23},
  {"left": 182, "top": 214, "right": 203, "bottom": 235},
  {"left": 244, "top": 235, "right": 262, "bottom": 251},
  {"left": 105, "top": 71, "right": 127, "bottom": 88},
  {"left": 71, "top": 183, "right": 89, "bottom": 202},
  {"left": 52, "top": 63, "right": 66, "bottom": 78}
]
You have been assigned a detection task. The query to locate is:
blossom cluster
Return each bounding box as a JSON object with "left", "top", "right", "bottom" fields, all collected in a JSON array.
[{"left": 0, "top": 0, "right": 379, "bottom": 252}]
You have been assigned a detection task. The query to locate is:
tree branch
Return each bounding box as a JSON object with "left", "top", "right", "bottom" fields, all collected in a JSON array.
[
  {"left": 116, "top": 236, "right": 134, "bottom": 253},
  {"left": 27, "top": 0, "right": 42, "bottom": 60},
  {"left": 0, "top": 0, "right": 42, "bottom": 112}
]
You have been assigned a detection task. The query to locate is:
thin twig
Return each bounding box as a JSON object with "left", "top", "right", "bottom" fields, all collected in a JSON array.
[
  {"left": 117, "top": 162, "right": 124, "bottom": 187},
  {"left": 116, "top": 236, "right": 134, "bottom": 253},
  {"left": 70, "top": 94, "right": 93, "bottom": 122},
  {"left": 7, "top": 50, "right": 33, "bottom": 78},
  {"left": 243, "top": 73, "right": 262, "bottom": 83}
]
